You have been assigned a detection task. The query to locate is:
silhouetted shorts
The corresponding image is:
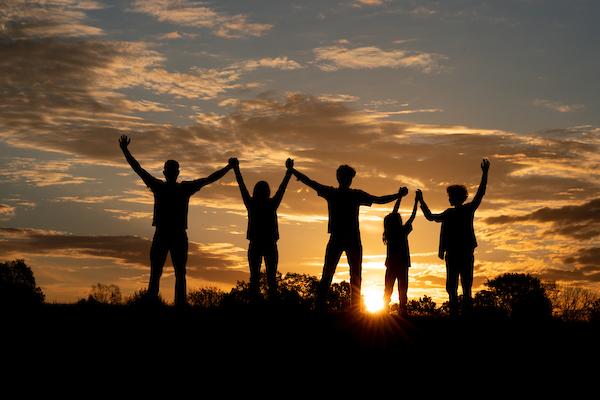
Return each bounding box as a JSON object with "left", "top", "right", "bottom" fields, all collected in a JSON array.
[
  {"left": 151, "top": 228, "right": 189, "bottom": 271},
  {"left": 445, "top": 250, "right": 474, "bottom": 292}
]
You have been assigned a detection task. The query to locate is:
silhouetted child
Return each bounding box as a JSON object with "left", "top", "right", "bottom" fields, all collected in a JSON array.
[
  {"left": 383, "top": 193, "right": 417, "bottom": 316},
  {"left": 231, "top": 158, "right": 293, "bottom": 298},
  {"left": 417, "top": 158, "right": 490, "bottom": 316}
]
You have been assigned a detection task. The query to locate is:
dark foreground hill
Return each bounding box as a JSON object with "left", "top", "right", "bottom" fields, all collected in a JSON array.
[{"left": 3, "top": 304, "right": 599, "bottom": 385}]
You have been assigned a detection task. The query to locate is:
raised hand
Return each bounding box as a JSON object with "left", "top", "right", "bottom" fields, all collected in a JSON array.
[
  {"left": 285, "top": 158, "right": 294, "bottom": 170},
  {"left": 416, "top": 189, "right": 423, "bottom": 201},
  {"left": 228, "top": 157, "right": 239, "bottom": 168},
  {"left": 399, "top": 186, "right": 408, "bottom": 197},
  {"left": 119, "top": 135, "right": 130, "bottom": 151},
  {"left": 481, "top": 158, "right": 490, "bottom": 172}
]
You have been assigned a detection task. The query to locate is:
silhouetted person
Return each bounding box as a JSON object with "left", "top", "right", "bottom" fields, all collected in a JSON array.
[
  {"left": 291, "top": 163, "right": 406, "bottom": 311},
  {"left": 231, "top": 157, "right": 293, "bottom": 299},
  {"left": 119, "top": 135, "right": 233, "bottom": 307},
  {"left": 417, "top": 158, "right": 490, "bottom": 316},
  {"left": 383, "top": 192, "right": 417, "bottom": 316}
]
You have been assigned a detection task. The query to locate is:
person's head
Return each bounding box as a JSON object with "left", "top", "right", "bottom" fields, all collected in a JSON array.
[
  {"left": 336, "top": 164, "right": 356, "bottom": 188},
  {"left": 163, "top": 160, "right": 180, "bottom": 183},
  {"left": 253, "top": 180, "right": 271, "bottom": 202},
  {"left": 447, "top": 184, "right": 468, "bottom": 206},
  {"left": 383, "top": 212, "right": 402, "bottom": 245}
]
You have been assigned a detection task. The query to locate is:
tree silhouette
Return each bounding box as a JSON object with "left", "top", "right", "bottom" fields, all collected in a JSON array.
[
  {"left": 551, "top": 286, "right": 600, "bottom": 321},
  {"left": 476, "top": 273, "right": 552, "bottom": 319},
  {"left": 0, "top": 259, "right": 44, "bottom": 307}
]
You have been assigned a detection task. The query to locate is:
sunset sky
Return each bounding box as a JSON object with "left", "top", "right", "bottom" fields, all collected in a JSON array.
[{"left": 1, "top": 0, "right": 599, "bottom": 303}]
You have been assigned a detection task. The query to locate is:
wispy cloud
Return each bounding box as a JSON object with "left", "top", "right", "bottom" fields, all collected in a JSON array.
[
  {"left": 313, "top": 43, "right": 446, "bottom": 72},
  {"left": 353, "top": 0, "right": 386, "bottom": 7},
  {"left": 130, "top": 0, "right": 272, "bottom": 39},
  {"left": 485, "top": 198, "right": 600, "bottom": 240},
  {"left": 0, "top": 227, "right": 248, "bottom": 286},
  {"left": 0, "top": 158, "right": 96, "bottom": 186},
  {"left": 157, "top": 30, "right": 199, "bottom": 40},
  {"left": 0, "top": 0, "right": 105, "bottom": 38},
  {"left": 236, "top": 57, "right": 303, "bottom": 71},
  {"left": 533, "top": 99, "right": 585, "bottom": 113},
  {"left": 0, "top": 204, "right": 16, "bottom": 219}
]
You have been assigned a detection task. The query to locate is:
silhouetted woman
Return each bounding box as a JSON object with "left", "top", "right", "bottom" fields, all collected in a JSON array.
[
  {"left": 383, "top": 191, "right": 417, "bottom": 316},
  {"left": 231, "top": 158, "right": 293, "bottom": 298}
]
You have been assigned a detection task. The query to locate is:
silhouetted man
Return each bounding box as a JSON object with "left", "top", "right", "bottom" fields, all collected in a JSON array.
[
  {"left": 119, "top": 135, "right": 233, "bottom": 307},
  {"left": 291, "top": 164, "right": 406, "bottom": 310},
  {"left": 417, "top": 158, "right": 490, "bottom": 316}
]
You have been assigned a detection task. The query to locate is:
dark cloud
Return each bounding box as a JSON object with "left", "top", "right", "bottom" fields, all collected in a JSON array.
[
  {"left": 0, "top": 228, "right": 247, "bottom": 283},
  {"left": 564, "top": 247, "right": 600, "bottom": 267},
  {"left": 485, "top": 198, "right": 600, "bottom": 239},
  {"left": 542, "top": 265, "right": 600, "bottom": 283}
]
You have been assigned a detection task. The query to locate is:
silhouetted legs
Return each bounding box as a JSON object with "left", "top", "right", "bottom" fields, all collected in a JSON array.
[
  {"left": 317, "top": 237, "right": 363, "bottom": 311},
  {"left": 149, "top": 229, "right": 188, "bottom": 307},
  {"left": 248, "top": 241, "right": 278, "bottom": 298},
  {"left": 384, "top": 267, "right": 408, "bottom": 313},
  {"left": 445, "top": 251, "right": 474, "bottom": 316}
]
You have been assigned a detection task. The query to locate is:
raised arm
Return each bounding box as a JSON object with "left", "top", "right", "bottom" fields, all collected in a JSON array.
[
  {"left": 119, "top": 135, "right": 158, "bottom": 188},
  {"left": 188, "top": 160, "right": 233, "bottom": 193},
  {"left": 417, "top": 189, "right": 444, "bottom": 222},
  {"left": 371, "top": 186, "right": 406, "bottom": 205},
  {"left": 471, "top": 158, "right": 490, "bottom": 210},
  {"left": 231, "top": 158, "right": 251, "bottom": 207},
  {"left": 291, "top": 167, "right": 328, "bottom": 194},
  {"left": 406, "top": 195, "right": 419, "bottom": 226},
  {"left": 272, "top": 158, "right": 294, "bottom": 208},
  {"left": 391, "top": 187, "right": 409, "bottom": 212}
]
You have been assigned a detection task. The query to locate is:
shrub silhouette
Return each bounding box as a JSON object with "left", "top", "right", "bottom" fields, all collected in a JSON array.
[
  {"left": 406, "top": 295, "right": 439, "bottom": 316},
  {"left": 215, "top": 272, "right": 350, "bottom": 311},
  {"left": 125, "top": 289, "right": 166, "bottom": 307},
  {"left": 188, "top": 287, "right": 225, "bottom": 308},
  {"left": 0, "top": 259, "right": 44, "bottom": 307},
  {"left": 81, "top": 283, "right": 122, "bottom": 305}
]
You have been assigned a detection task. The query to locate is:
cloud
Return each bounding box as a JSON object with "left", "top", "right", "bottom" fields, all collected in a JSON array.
[
  {"left": 410, "top": 6, "right": 438, "bottom": 16},
  {"left": 0, "top": 204, "right": 16, "bottom": 219},
  {"left": 237, "top": 57, "right": 302, "bottom": 71},
  {"left": 313, "top": 44, "right": 446, "bottom": 73},
  {"left": 157, "top": 31, "right": 198, "bottom": 40},
  {"left": 0, "top": 158, "right": 97, "bottom": 186},
  {"left": 533, "top": 99, "right": 585, "bottom": 113},
  {"left": 103, "top": 208, "right": 154, "bottom": 221},
  {"left": 317, "top": 94, "right": 360, "bottom": 103},
  {"left": 353, "top": 0, "right": 385, "bottom": 6},
  {"left": 54, "top": 196, "right": 120, "bottom": 204},
  {"left": 130, "top": 0, "right": 272, "bottom": 39},
  {"left": 0, "top": 0, "right": 105, "bottom": 39},
  {"left": 0, "top": 227, "right": 248, "bottom": 283},
  {"left": 565, "top": 247, "right": 600, "bottom": 267},
  {"left": 485, "top": 198, "right": 600, "bottom": 240}
]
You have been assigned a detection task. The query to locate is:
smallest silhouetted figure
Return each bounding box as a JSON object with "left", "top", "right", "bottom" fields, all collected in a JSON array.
[
  {"left": 231, "top": 157, "right": 293, "bottom": 299},
  {"left": 383, "top": 189, "right": 416, "bottom": 316},
  {"left": 417, "top": 158, "right": 490, "bottom": 316}
]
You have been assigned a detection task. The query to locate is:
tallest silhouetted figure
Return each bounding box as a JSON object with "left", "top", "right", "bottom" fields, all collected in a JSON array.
[
  {"left": 291, "top": 163, "right": 405, "bottom": 310},
  {"left": 119, "top": 135, "right": 233, "bottom": 306}
]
